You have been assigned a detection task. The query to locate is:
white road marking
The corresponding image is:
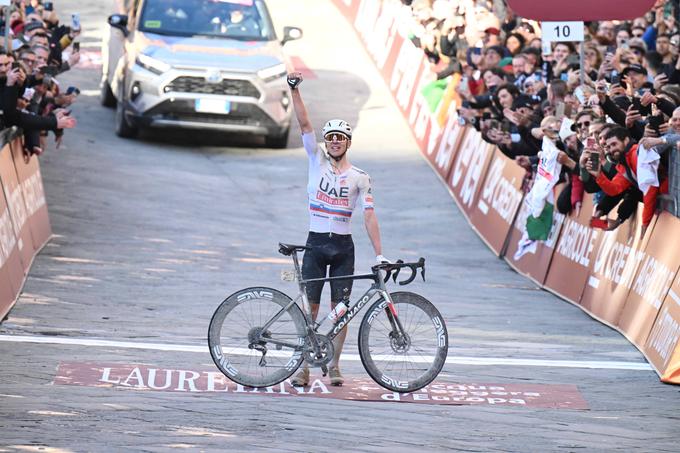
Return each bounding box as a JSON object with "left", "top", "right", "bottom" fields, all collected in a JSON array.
[{"left": 0, "top": 334, "right": 652, "bottom": 371}]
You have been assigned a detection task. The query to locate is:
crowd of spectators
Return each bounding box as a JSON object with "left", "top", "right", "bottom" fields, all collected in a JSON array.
[
  {"left": 401, "top": 0, "right": 680, "bottom": 236},
  {"left": 0, "top": 0, "right": 78, "bottom": 159}
]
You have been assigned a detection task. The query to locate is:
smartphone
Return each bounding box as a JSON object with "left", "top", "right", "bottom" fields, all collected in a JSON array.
[
  {"left": 66, "top": 86, "right": 80, "bottom": 95},
  {"left": 586, "top": 137, "right": 597, "bottom": 148},
  {"left": 556, "top": 102, "right": 565, "bottom": 118},
  {"left": 71, "top": 13, "right": 81, "bottom": 31},
  {"left": 589, "top": 151, "right": 600, "bottom": 172},
  {"left": 648, "top": 115, "right": 665, "bottom": 132},
  {"left": 39, "top": 65, "right": 59, "bottom": 76},
  {"left": 11, "top": 61, "right": 21, "bottom": 70},
  {"left": 44, "top": 1, "right": 53, "bottom": 11},
  {"left": 73, "top": 42, "right": 80, "bottom": 52},
  {"left": 501, "top": 119, "right": 511, "bottom": 133}
]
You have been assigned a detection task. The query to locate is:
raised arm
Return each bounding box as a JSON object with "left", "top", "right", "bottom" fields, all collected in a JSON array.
[{"left": 287, "top": 72, "right": 313, "bottom": 134}]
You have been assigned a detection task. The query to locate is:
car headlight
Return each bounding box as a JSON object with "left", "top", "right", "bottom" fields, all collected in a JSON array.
[
  {"left": 258, "top": 63, "right": 287, "bottom": 82},
  {"left": 135, "top": 54, "right": 171, "bottom": 75}
]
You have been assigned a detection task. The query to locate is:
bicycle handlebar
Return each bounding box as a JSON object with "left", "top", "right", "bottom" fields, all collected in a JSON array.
[{"left": 372, "top": 258, "right": 426, "bottom": 286}]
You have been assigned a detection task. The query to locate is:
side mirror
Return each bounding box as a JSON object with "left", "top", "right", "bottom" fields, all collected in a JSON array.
[
  {"left": 108, "top": 14, "right": 129, "bottom": 37},
  {"left": 281, "top": 26, "right": 303, "bottom": 45}
]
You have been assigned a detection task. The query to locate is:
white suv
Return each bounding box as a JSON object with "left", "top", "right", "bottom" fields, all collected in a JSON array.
[{"left": 101, "top": 0, "right": 302, "bottom": 147}]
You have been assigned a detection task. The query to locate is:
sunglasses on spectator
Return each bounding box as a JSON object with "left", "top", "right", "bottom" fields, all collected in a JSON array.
[
  {"left": 324, "top": 133, "right": 349, "bottom": 142},
  {"left": 576, "top": 120, "right": 591, "bottom": 129}
]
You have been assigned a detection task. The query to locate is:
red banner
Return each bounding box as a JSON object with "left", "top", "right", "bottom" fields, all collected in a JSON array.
[
  {"left": 467, "top": 149, "right": 525, "bottom": 256},
  {"left": 543, "top": 196, "right": 600, "bottom": 303},
  {"left": 506, "top": 0, "right": 656, "bottom": 21},
  {"left": 424, "top": 117, "right": 467, "bottom": 182},
  {"left": 0, "top": 144, "right": 32, "bottom": 276},
  {"left": 10, "top": 141, "right": 51, "bottom": 252},
  {"left": 446, "top": 129, "right": 495, "bottom": 221},
  {"left": 618, "top": 213, "right": 680, "bottom": 346},
  {"left": 579, "top": 206, "right": 654, "bottom": 326},
  {"left": 0, "top": 174, "right": 22, "bottom": 318}
]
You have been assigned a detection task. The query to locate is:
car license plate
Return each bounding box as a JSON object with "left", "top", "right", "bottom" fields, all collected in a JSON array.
[{"left": 195, "top": 99, "right": 231, "bottom": 114}]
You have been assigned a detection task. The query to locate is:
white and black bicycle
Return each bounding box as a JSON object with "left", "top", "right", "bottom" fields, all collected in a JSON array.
[{"left": 208, "top": 243, "right": 448, "bottom": 393}]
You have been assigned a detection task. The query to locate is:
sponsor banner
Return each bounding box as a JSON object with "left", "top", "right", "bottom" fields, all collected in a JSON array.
[
  {"left": 53, "top": 362, "right": 589, "bottom": 409},
  {"left": 10, "top": 140, "right": 51, "bottom": 252},
  {"left": 644, "top": 278, "right": 680, "bottom": 384},
  {"left": 332, "top": 0, "right": 362, "bottom": 22},
  {"left": 544, "top": 196, "right": 600, "bottom": 303},
  {"left": 504, "top": 188, "right": 566, "bottom": 285},
  {"left": 579, "top": 206, "right": 654, "bottom": 326},
  {"left": 0, "top": 177, "right": 22, "bottom": 318},
  {"left": 468, "top": 149, "right": 525, "bottom": 256},
  {"left": 446, "top": 129, "right": 495, "bottom": 221},
  {"left": 424, "top": 116, "right": 467, "bottom": 182},
  {"left": 618, "top": 213, "right": 680, "bottom": 346},
  {"left": 0, "top": 143, "right": 33, "bottom": 275}
]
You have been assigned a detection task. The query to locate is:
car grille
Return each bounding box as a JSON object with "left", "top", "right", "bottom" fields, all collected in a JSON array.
[
  {"left": 145, "top": 100, "right": 276, "bottom": 128},
  {"left": 165, "top": 76, "right": 260, "bottom": 98}
]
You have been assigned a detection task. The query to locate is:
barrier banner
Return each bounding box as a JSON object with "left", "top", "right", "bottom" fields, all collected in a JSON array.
[
  {"left": 504, "top": 191, "right": 566, "bottom": 286},
  {"left": 332, "top": 0, "right": 361, "bottom": 20},
  {"left": 467, "top": 149, "right": 524, "bottom": 256},
  {"left": 0, "top": 176, "right": 22, "bottom": 318},
  {"left": 10, "top": 141, "right": 51, "bottom": 252},
  {"left": 0, "top": 143, "right": 33, "bottom": 275},
  {"left": 543, "top": 196, "right": 600, "bottom": 303},
  {"left": 446, "top": 129, "right": 495, "bottom": 221},
  {"left": 618, "top": 213, "right": 680, "bottom": 346},
  {"left": 424, "top": 116, "right": 467, "bottom": 182},
  {"left": 644, "top": 272, "right": 680, "bottom": 384},
  {"left": 579, "top": 206, "right": 654, "bottom": 326}
]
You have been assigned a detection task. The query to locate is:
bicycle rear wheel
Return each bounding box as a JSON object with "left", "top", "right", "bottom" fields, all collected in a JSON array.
[
  {"left": 208, "top": 287, "right": 307, "bottom": 388},
  {"left": 358, "top": 291, "right": 448, "bottom": 393}
]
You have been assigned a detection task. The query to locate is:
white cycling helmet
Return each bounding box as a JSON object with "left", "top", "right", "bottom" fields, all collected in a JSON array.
[{"left": 322, "top": 119, "right": 352, "bottom": 139}]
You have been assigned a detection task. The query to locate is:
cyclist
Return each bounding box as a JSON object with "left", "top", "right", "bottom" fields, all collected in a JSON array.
[{"left": 286, "top": 72, "right": 387, "bottom": 387}]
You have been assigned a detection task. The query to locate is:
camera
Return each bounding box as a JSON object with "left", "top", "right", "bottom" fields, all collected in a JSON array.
[{"left": 73, "top": 42, "right": 80, "bottom": 53}]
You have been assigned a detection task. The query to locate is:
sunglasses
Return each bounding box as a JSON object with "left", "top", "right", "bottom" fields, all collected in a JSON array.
[
  {"left": 324, "top": 133, "right": 348, "bottom": 142},
  {"left": 576, "top": 120, "right": 591, "bottom": 129}
]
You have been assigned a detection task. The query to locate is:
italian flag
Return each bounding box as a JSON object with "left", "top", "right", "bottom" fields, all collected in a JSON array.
[{"left": 514, "top": 137, "right": 562, "bottom": 260}]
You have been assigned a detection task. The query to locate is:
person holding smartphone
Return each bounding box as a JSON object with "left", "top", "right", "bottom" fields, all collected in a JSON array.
[{"left": 586, "top": 126, "right": 666, "bottom": 237}]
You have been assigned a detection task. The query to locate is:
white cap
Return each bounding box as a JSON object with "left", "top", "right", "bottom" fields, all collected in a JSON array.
[{"left": 559, "top": 118, "right": 577, "bottom": 142}]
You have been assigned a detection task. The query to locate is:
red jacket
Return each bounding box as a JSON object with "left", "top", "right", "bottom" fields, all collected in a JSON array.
[{"left": 595, "top": 143, "right": 667, "bottom": 226}]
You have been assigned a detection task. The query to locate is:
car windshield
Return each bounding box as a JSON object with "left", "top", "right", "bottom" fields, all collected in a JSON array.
[{"left": 138, "top": 0, "right": 275, "bottom": 40}]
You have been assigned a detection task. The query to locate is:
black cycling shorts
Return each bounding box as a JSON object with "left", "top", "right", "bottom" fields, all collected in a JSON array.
[{"left": 301, "top": 232, "right": 355, "bottom": 304}]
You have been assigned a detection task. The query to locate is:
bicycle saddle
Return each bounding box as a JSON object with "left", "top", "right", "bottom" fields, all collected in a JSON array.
[{"left": 278, "top": 243, "right": 312, "bottom": 256}]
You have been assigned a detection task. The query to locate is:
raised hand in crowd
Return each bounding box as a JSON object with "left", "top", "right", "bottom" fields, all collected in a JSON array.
[
  {"left": 68, "top": 51, "right": 81, "bottom": 68},
  {"left": 6, "top": 67, "right": 24, "bottom": 87},
  {"left": 557, "top": 151, "right": 576, "bottom": 170},
  {"left": 653, "top": 73, "right": 669, "bottom": 92},
  {"left": 515, "top": 155, "right": 532, "bottom": 171},
  {"left": 625, "top": 105, "right": 643, "bottom": 129},
  {"left": 55, "top": 109, "right": 77, "bottom": 129}
]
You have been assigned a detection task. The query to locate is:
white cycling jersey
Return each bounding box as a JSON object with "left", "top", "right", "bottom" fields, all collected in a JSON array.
[{"left": 302, "top": 132, "right": 374, "bottom": 235}]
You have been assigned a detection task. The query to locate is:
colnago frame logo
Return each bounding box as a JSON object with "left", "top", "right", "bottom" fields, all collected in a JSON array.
[
  {"left": 367, "top": 299, "right": 388, "bottom": 325},
  {"left": 332, "top": 293, "right": 372, "bottom": 336}
]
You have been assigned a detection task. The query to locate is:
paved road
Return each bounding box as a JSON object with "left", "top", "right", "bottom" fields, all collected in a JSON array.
[{"left": 0, "top": 1, "right": 678, "bottom": 451}]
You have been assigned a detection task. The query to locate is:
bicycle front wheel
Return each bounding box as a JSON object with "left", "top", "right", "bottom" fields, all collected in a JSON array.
[
  {"left": 208, "top": 287, "right": 307, "bottom": 388},
  {"left": 358, "top": 291, "right": 448, "bottom": 393}
]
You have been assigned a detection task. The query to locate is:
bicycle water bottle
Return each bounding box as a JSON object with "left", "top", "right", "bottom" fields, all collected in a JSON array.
[{"left": 327, "top": 302, "right": 348, "bottom": 323}]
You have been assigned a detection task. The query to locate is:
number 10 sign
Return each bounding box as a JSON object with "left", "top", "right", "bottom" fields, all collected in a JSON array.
[{"left": 542, "top": 21, "right": 585, "bottom": 43}]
